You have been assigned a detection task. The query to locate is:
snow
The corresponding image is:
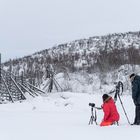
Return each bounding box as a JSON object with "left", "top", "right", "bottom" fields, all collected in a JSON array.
[{"left": 0, "top": 92, "right": 138, "bottom": 140}]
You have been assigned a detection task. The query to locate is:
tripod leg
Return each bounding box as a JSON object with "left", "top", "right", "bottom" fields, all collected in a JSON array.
[
  {"left": 89, "top": 107, "right": 98, "bottom": 125},
  {"left": 95, "top": 120, "right": 98, "bottom": 125},
  {"left": 89, "top": 116, "right": 92, "bottom": 125},
  {"left": 118, "top": 95, "right": 131, "bottom": 124},
  {"left": 89, "top": 116, "right": 98, "bottom": 125}
]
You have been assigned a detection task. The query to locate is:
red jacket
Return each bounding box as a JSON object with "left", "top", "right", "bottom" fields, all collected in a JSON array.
[{"left": 102, "top": 97, "right": 120, "bottom": 122}]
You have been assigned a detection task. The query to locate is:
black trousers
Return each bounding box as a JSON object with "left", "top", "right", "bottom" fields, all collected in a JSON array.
[{"left": 134, "top": 105, "right": 140, "bottom": 124}]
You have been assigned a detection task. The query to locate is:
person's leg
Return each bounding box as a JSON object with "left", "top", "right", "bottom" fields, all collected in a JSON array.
[
  {"left": 136, "top": 105, "right": 140, "bottom": 124},
  {"left": 100, "top": 121, "right": 112, "bottom": 126},
  {"left": 132, "top": 105, "right": 137, "bottom": 124},
  {"left": 132, "top": 105, "right": 140, "bottom": 125}
]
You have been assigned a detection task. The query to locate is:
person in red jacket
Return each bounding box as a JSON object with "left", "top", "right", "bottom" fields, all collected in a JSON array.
[{"left": 100, "top": 94, "right": 120, "bottom": 126}]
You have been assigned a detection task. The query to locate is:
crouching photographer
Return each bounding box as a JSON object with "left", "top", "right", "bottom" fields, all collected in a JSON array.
[
  {"left": 88, "top": 94, "right": 120, "bottom": 126},
  {"left": 100, "top": 94, "right": 120, "bottom": 126}
]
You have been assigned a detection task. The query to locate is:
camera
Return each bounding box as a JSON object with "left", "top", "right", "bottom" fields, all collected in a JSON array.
[{"left": 89, "top": 103, "right": 95, "bottom": 107}]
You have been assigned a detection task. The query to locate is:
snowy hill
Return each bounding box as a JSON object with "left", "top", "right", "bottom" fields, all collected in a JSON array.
[
  {"left": 3, "top": 30, "right": 140, "bottom": 72},
  {"left": 0, "top": 92, "right": 138, "bottom": 140},
  {"left": 2, "top": 31, "right": 140, "bottom": 93}
]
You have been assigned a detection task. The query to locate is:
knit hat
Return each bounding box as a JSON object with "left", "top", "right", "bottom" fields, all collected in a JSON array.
[
  {"left": 102, "top": 94, "right": 111, "bottom": 102},
  {"left": 129, "top": 73, "right": 136, "bottom": 83},
  {"left": 129, "top": 73, "right": 135, "bottom": 79}
]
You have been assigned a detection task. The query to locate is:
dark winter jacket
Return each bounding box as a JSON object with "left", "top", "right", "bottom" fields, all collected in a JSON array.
[
  {"left": 102, "top": 97, "right": 120, "bottom": 122},
  {"left": 132, "top": 75, "right": 140, "bottom": 105}
]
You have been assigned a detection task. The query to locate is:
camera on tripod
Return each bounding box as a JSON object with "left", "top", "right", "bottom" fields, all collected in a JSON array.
[
  {"left": 89, "top": 103, "right": 95, "bottom": 108},
  {"left": 88, "top": 102, "right": 97, "bottom": 125}
]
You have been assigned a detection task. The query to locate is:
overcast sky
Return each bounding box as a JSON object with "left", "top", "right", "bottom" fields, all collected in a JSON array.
[{"left": 0, "top": 0, "right": 140, "bottom": 62}]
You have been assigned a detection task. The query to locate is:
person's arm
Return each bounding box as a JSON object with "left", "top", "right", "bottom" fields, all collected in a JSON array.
[{"left": 103, "top": 104, "right": 110, "bottom": 121}]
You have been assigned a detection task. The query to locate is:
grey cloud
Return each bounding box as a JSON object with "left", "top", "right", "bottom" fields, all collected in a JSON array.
[{"left": 0, "top": 0, "right": 140, "bottom": 62}]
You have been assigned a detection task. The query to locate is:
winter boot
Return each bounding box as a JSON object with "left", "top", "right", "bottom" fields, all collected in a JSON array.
[
  {"left": 133, "top": 105, "right": 140, "bottom": 125},
  {"left": 112, "top": 121, "right": 119, "bottom": 126}
]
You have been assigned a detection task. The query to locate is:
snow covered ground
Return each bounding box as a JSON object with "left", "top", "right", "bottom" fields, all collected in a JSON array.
[{"left": 0, "top": 92, "right": 139, "bottom": 140}]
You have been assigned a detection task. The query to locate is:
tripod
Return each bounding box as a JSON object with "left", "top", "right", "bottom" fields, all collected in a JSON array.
[
  {"left": 88, "top": 107, "right": 98, "bottom": 125},
  {"left": 114, "top": 81, "right": 131, "bottom": 125}
]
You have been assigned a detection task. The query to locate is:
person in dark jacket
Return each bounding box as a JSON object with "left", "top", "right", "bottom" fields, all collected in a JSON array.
[
  {"left": 129, "top": 73, "right": 140, "bottom": 125},
  {"left": 100, "top": 94, "right": 120, "bottom": 126}
]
